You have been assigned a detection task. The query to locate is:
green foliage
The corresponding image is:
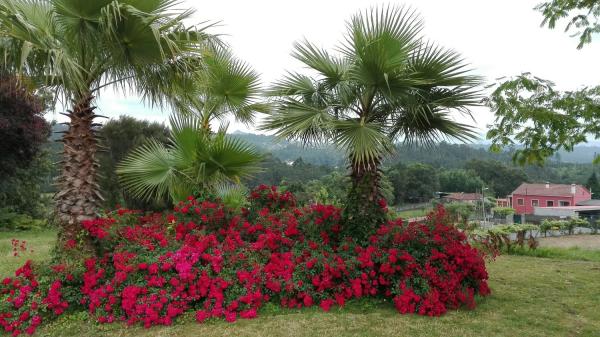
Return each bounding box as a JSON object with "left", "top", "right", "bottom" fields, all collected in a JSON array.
[
  {"left": 0, "top": 149, "right": 52, "bottom": 219},
  {"left": 0, "top": 74, "right": 49, "bottom": 177},
  {"left": 465, "top": 160, "right": 528, "bottom": 197},
  {"left": 97, "top": 116, "right": 171, "bottom": 210},
  {"left": 342, "top": 172, "right": 387, "bottom": 243},
  {"left": 438, "top": 169, "right": 485, "bottom": 193},
  {"left": 388, "top": 163, "right": 439, "bottom": 204},
  {"left": 472, "top": 223, "right": 539, "bottom": 255},
  {"left": 176, "top": 48, "right": 270, "bottom": 131},
  {"left": 262, "top": 5, "right": 480, "bottom": 162},
  {"left": 539, "top": 218, "right": 591, "bottom": 236},
  {"left": 536, "top": 0, "right": 600, "bottom": 48},
  {"left": 215, "top": 184, "right": 249, "bottom": 210},
  {"left": 117, "top": 114, "right": 262, "bottom": 203},
  {"left": 485, "top": 73, "right": 600, "bottom": 165},
  {"left": 444, "top": 202, "right": 476, "bottom": 223},
  {"left": 0, "top": 208, "right": 47, "bottom": 230},
  {"left": 492, "top": 207, "right": 515, "bottom": 218},
  {"left": 587, "top": 171, "right": 600, "bottom": 199},
  {"left": 302, "top": 171, "right": 350, "bottom": 206},
  {"left": 244, "top": 157, "right": 332, "bottom": 189}
]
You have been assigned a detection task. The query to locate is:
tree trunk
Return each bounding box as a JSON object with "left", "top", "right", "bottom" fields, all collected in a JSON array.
[
  {"left": 342, "top": 157, "right": 386, "bottom": 242},
  {"left": 54, "top": 94, "right": 102, "bottom": 253}
]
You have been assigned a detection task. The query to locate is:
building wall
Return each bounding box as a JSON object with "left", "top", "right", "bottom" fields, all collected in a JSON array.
[{"left": 512, "top": 189, "right": 591, "bottom": 215}]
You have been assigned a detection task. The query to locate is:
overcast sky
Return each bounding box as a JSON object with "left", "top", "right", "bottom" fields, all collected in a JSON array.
[{"left": 54, "top": 0, "right": 600, "bottom": 139}]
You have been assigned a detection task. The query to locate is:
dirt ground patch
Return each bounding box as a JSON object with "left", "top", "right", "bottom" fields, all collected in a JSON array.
[{"left": 538, "top": 235, "right": 600, "bottom": 250}]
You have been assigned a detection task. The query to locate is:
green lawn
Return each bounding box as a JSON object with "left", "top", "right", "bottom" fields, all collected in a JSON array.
[
  {"left": 1, "top": 231, "right": 600, "bottom": 337},
  {"left": 395, "top": 208, "right": 432, "bottom": 219},
  {"left": 0, "top": 229, "right": 56, "bottom": 276}
]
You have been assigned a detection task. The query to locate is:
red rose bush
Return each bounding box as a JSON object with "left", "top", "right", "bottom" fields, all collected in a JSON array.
[{"left": 0, "top": 185, "right": 490, "bottom": 335}]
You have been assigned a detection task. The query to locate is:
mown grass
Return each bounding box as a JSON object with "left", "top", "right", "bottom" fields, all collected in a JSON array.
[
  {"left": 507, "top": 246, "right": 600, "bottom": 263},
  {"left": 395, "top": 208, "right": 432, "bottom": 219},
  {"left": 0, "top": 229, "right": 56, "bottom": 276},
  {"left": 2, "top": 231, "right": 600, "bottom": 337}
]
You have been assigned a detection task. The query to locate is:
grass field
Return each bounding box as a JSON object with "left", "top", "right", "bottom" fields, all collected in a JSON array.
[
  {"left": 0, "top": 229, "right": 56, "bottom": 276},
  {"left": 395, "top": 208, "right": 432, "bottom": 219},
  {"left": 1, "top": 231, "right": 600, "bottom": 337}
]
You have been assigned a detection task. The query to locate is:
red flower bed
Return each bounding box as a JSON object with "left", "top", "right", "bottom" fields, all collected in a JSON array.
[{"left": 0, "top": 185, "right": 490, "bottom": 335}]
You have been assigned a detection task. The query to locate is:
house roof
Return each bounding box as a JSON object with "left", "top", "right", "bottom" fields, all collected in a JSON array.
[
  {"left": 576, "top": 199, "right": 600, "bottom": 206},
  {"left": 511, "top": 183, "right": 590, "bottom": 197},
  {"left": 445, "top": 192, "right": 482, "bottom": 201}
]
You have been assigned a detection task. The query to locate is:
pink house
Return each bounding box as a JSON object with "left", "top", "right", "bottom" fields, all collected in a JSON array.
[{"left": 509, "top": 183, "right": 591, "bottom": 215}]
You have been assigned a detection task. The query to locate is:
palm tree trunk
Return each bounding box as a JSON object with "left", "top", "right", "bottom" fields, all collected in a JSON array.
[
  {"left": 342, "top": 157, "right": 386, "bottom": 242},
  {"left": 55, "top": 94, "right": 102, "bottom": 253}
]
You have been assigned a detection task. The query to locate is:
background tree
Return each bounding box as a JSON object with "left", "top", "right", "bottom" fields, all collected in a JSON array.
[
  {"left": 486, "top": 74, "right": 600, "bottom": 165},
  {"left": 536, "top": 0, "right": 600, "bottom": 48},
  {"left": 439, "top": 169, "right": 485, "bottom": 193},
  {"left": 0, "top": 74, "right": 51, "bottom": 223},
  {"left": 0, "top": 75, "right": 49, "bottom": 176},
  {"left": 444, "top": 202, "right": 476, "bottom": 225},
  {"left": 97, "top": 116, "right": 170, "bottom": 210},
  {"left": 0, "top": 0, "right": 215, "bottom": 246},
  {"left": 465, "top": 160, "right": 528, "bottom": 197},
  {"left": 262, "top": 6, "right": 481, "bottom": 240},
  {"left": 388, "top": 163, "right": 439, "bottom": 204},
  {"left": 587, "top": 171, "right": 600, "bottom": 199},
  {"left": 486, "top": 2, "right": 600, "bottom": 164}
]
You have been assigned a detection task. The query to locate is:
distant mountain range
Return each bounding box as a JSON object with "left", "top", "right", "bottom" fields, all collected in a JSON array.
[
  {"left": 48, "top": 124, "right": 600, "bottom": 167},
  {"left": 230, "top": 131, "right": 600, "bottom": 166}
]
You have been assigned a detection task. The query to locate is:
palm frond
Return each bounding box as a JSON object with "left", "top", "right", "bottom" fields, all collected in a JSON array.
[
  {"left": 292, "top": 40, "right": 347, "bottom": 86},
  {"left": 260, "top": 99, "right": 333, "bottom": 145},
  {"left": 116, "top": 139, "right": 183, "bottom": 201},
  {"left": 118, "top": 114, "right": 262, "bottom": 202},
  {"left": 332, "top": 119, "right": 393, "bottom": 167}
]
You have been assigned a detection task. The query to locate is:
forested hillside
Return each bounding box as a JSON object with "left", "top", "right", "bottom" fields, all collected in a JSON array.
[{"left": 41, "top": 123, "right": 600, "bottom": 206}]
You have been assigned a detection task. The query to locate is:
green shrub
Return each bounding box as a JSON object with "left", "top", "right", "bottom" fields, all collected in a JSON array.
[
  {"left": 491, "top": 207, "right": 515, "bottom": 218},
  {"left": 0, "top": 208, "right": 47, "bottom": 231},
  {"left": 471, "top": 223, "right": 539, "bottom": 256}
]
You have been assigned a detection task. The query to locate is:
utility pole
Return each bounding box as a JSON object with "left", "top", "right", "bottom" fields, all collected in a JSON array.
[{"left": 481, "top": 186, "right": 488, "bottom": 224}]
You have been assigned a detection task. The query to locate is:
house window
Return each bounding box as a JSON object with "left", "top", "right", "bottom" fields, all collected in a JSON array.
[
  {"left": 547, "top": 200, "right": 554, "bottom": 207},
  {"left": 517, "top": 198, "right": 524, "bottom": 206},
  {"left": 559, "top": 201, "right": 570, "bottom": 206},
  {"left": 532, "top": 200, "right": 539, "bottom": 207}
]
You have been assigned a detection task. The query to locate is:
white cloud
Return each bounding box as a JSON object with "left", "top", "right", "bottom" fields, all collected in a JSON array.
[{"left": 50, "top": 0, "right": 600, "bottom": 137}]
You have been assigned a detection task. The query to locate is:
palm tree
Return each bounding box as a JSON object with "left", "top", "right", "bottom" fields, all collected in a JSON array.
[
  {"left": 117, "top": 114, "right": 262, "bottom": 203},
  {"left": 0, "top": 0, "right": 215, "bottom": 245},
  {"left": 175, "top": 48, "right": 270, "bottom": 132},
  {"left": 261, "top": 6, "right": 481, "bottom": 240}
]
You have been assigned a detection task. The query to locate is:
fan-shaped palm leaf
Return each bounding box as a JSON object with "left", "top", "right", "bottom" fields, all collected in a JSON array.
[{"left": 117, "top": 114, "right": 262, "bottom": 203}]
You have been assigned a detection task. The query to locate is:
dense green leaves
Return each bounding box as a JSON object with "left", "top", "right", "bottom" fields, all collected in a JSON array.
[
  {"left": 485, "top": 73, "right": 600, "bottom": 165},
  {"left": 117, "top": 114, "right": 262, "bottom": 203},
  {"left": 439, "top": 169, "right": 485, "bottom": 193}
]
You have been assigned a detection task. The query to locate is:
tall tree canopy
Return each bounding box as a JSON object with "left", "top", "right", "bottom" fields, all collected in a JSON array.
[
  {"left": 0, "top": 75, "right": 49, "bottom": 176},
  {"left": 0, "top": 0, "right": 216, "bottom": 247},
  {"left": 262, "top": 5, "right": 481, "bottom": 240},
  {"left": 439, "top": 169, "right": 485, "bottom": 194}
]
